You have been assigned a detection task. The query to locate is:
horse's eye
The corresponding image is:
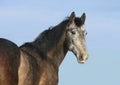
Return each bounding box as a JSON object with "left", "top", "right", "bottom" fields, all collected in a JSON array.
[{"left": 71, "top": 30, "right": 76, "bottom": 35}]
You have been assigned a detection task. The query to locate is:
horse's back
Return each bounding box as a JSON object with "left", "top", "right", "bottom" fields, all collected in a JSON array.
[{"left": 0, "top": 38, "right": 20, "bottom": 85}]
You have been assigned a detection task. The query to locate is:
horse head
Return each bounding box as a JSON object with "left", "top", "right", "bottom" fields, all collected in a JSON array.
[{"left": 66, "top": 12, "right": 88, "bottom": 63}]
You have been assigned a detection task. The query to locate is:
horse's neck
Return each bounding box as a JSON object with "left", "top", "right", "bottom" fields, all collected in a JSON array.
[
  {"left": 47, "top": 41, "right": 68, "bottom": 67},
  {"left": 47, "top": 28, "right": 68, "bottom": 68}
]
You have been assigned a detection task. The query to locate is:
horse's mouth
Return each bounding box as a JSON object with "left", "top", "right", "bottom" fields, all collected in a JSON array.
[{"left": 77, "top": 59, "right": 86, "bottom": 64}]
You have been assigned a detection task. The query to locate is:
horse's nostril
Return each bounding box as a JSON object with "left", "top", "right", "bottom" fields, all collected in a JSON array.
[
  {"left": 80, "top": 54, "right": 88, "bottom": 61},
  {"left": 79, "top": 55, "right": 84, "bottom": 60}
]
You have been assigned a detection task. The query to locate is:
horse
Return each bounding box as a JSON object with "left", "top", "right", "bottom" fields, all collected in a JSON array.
[{"left": 0, "top": 12, "right": 88, "bottom": 85}]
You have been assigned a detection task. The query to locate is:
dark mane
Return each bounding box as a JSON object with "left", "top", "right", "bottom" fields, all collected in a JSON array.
[
  {"left": 75, "top": 17, "right": 84, "bottom": 26},
  {"left": 34, "top": 19, "right": 69, "bottom": 50},
  {"left": 20, "top": 19, "right": 69, "bottom": 59}
]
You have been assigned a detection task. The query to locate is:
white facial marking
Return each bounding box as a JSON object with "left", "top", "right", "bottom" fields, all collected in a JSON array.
[{"left": 67, "top": 22, "right": 88, "bottom": 64}]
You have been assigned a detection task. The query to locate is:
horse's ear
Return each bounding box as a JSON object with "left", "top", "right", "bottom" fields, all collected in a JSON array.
[
  {"left": 69, "top": 12, "right": 75, "bottom": 24},
  {"left": 80, "top": 13, "right": 86, "bottom": 24},
  {"left": 66, "top": 12, "right": 75, "bottom": 29}
]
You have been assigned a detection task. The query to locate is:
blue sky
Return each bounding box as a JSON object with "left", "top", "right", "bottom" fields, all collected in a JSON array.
[{"left": 0, "top": 0, "right": 120, "bottom": 85}]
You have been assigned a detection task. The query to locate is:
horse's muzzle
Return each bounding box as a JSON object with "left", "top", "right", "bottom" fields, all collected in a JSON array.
[{"left": 78, "top": 54, "right": 88, "bottom": 64}]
